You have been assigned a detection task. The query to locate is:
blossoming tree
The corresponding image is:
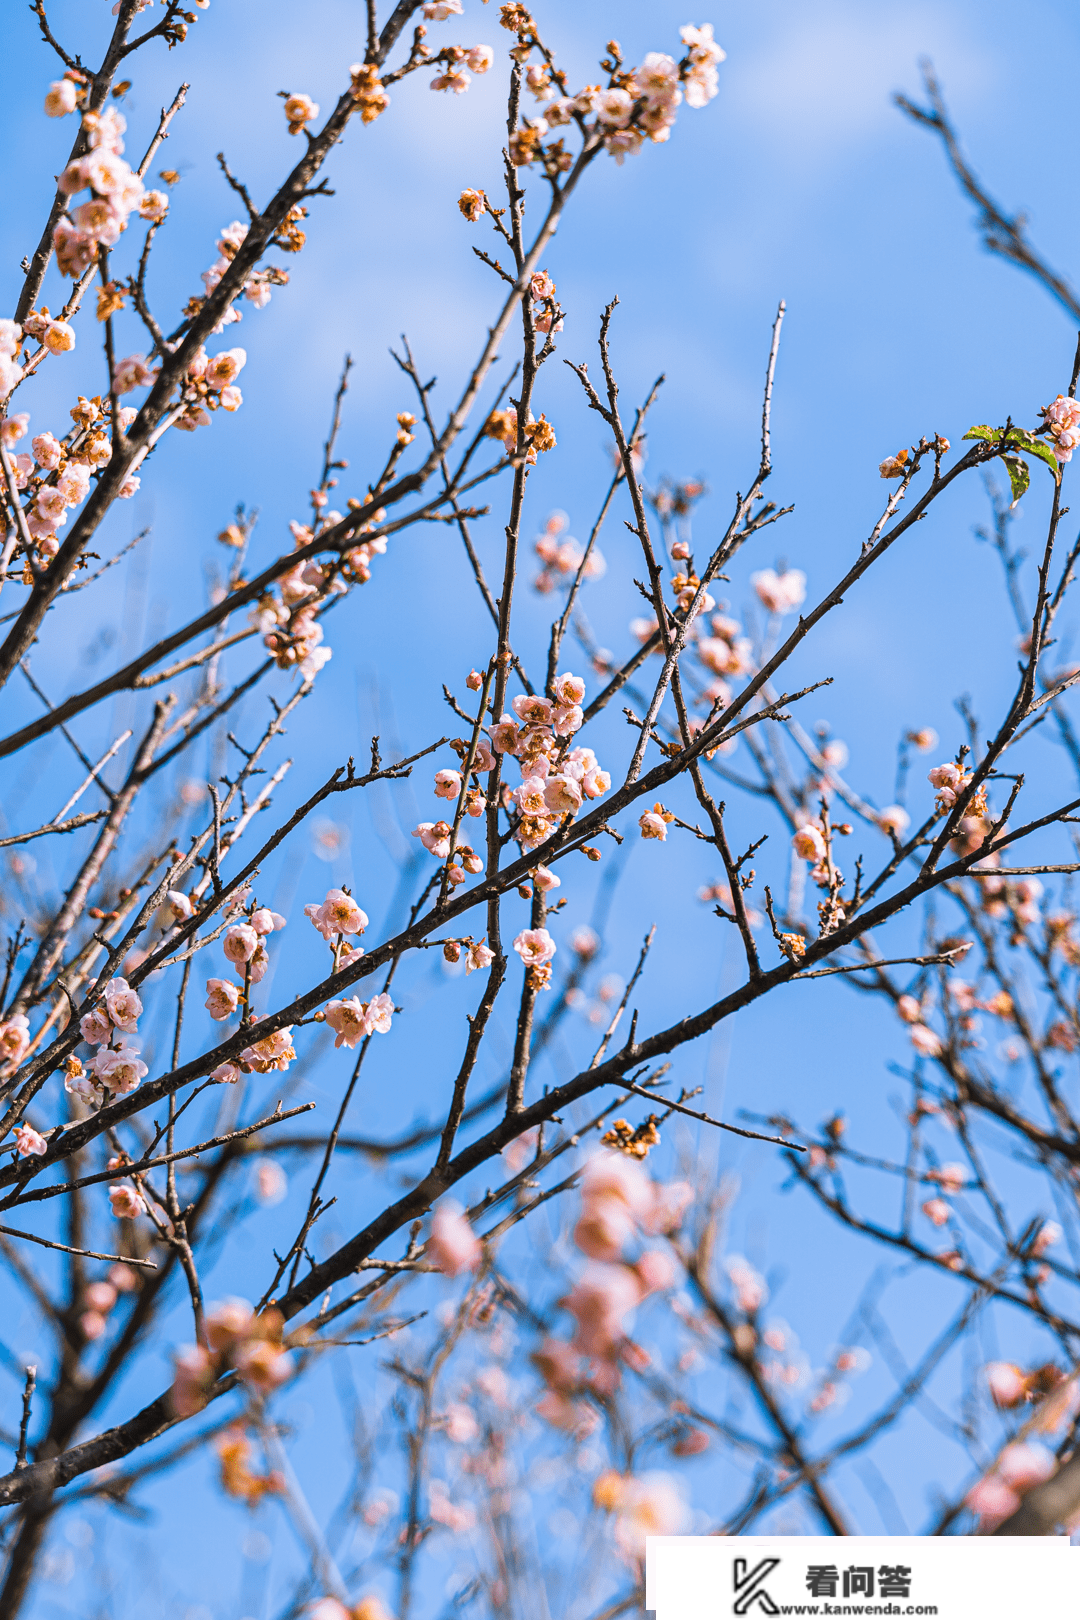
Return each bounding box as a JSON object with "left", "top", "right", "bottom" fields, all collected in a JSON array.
[{"left": 2, "top": 3, "right": 1080, "bottom": 1615}]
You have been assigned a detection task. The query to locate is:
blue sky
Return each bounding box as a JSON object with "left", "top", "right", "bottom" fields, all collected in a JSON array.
[{"left": 5, "top": 0, "right": 1080, "bottom": 1613}]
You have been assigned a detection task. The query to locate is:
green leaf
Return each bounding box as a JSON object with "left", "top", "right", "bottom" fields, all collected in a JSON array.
[
  {"left": 1005, "top": 428, "right": 1062, "bottom": 480},
  {"left": 962, "top": 425, "right": 997, "bottom": 441},
  {"left": 1002, "top": 453, "right": 1030, "bottom": 506}
]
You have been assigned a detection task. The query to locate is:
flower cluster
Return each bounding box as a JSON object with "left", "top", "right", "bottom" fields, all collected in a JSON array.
[
  {"left": 174, "top": 343, "right": 247, "bottom": 431},
  {"left": 533, "top": 509, "right": 605, "bottom": 593},
  {"left": 65, "top": 977, "right": 148, "bottom": 1110},
  {"left": 1042, "top": 394, "right": 1080, "bottom": 464},
  {"left": 494, "top": 673, "right": 609, "bottom": 842},
  {"left": 171, "top": 1298, "right": 294, "bottom": 1417},
  {"left": 0, "top": 1011, "right": 31, "bottom": 1075},
  {"left": 430, "top": 44, "right": 495, "bottom": 95},
  {"left": 51, "top": 107, "right": 148, "bottom": 279},
  {"left": 927, "top": 759, "right": 972, "bottom": 812},
  {"left": 483, "top": 405, "right": 557, "bottom": 462},
  {"left": 75, "top": 1261, "right": 139, "bottom": 1341},
  {"left": 1, "top": 386, "right": 140, "bottom": 563},
  {"left": 206, "top": 902, "right": 285, "bottom": 1017},
  {"left": 426, "top": 1202, "right": 483, "bottom": 1275},
  {"left": 502, "top": 18, "right": 723, "bottom": 172},
  {"left": 185, "top": 217, "right": 290, "bottom": 336},
  {"left": 323, "top": 992, "right": 394, "bottom": 1049},
  {"left": 751, "top": 566, "right": 806, "bottom": 616},
  {"left": 216, "top": 1425, "right": 285, "bottom": 1505},
  {"left": 531, "top": 1154, "right": 689, "bottom": 1432}
]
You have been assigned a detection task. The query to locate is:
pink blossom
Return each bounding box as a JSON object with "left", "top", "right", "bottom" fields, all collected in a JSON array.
[
  {"left": 363, "top": 992, "right": 394, "bottom": 1035},
  {"left": 543, "top": 773, "right": 583, "bottom": 815},
  {"left": 643, "top": 1179, "right": 694, "bottom": 1235},
  {"left": 80, "top": 1310, "right": 107, "bottom": 1340},
  {"left": 921, "top": 1197, "right": 951, "bottom": 1227},
  {"left": 751, "top": 567, "right": 807, "bottom": 616},
  {"left": 986, "top": 1361, "right": 1027, "bottom": 1407},
  {"left": 554, "top": 671, "right": 586, "bottom": 707},
  {"left": 45, "top": 77, "right": 78, "bottom": 117},
  {"left": 1032, "top": 1220, "right": 1062, "bottom": 1257},
  {"left": 57, "top": 461, "right": 91, "bottom": 503},
  {"left": 109, "top": 1184, "right": 146, "bottom": 1219},
  {"left": 466, "top": 45, "right": 494, "bottom": 72},
  {"left": 13, "top": 1123, "right": 47, "bottom": 1157},
  {"left": 491, "top": 715, "right": 521, "bottom": 753},
  {"left": 205, "top": 978, "right": 241, "bottom": 1021},
  {"left": 32, "top": 431, "right": 61, "bottom": 469},
  {"left": 998, "top": 1440, "right": 1056, "bottom": 1491},
  {"left": 33, "top": 486, "right": 67, "bottom": 527},
  {"left": 635, "top": 1248, "right": 677, "bottom": 1296},
  {"left": 83, "top": 1280, "right": 117, "bottom": 1314},
  {"left": 552, "top": 703, "right": 584, "bottom": 737},
  {"left": 512, "top": 693, "right": 554, "bottom": 726},
  {"left": 211, "top": 1061, "right": 242, "bottom": 1084},
  {"left": 434, "top": 769, "right": 463, "bottom": 800},
  {"left": 910, "top": 1023, "right": 943, "bottom": 1057},
  {"left": 673, "top": 1427, "right": 710, "bottom": 1456},
  {"left": 170, "top": 1343, "right": 214, "bottom": 1416},
  {"left": 112, "top": 353, "right": 155, "bottom": 393},
  {"left": 613, "top": 1473, "right": 687, "bottom": 1561},
  {"left": 896, "top": 994, "right": 921, "bottom": 1024},
  {"left": 516, "top": 777, "right": 548, "bottom": 815},
  {"left": 581, "top": 1152, "right": 653, "bottom": 1220},
  {"left": 53, "top": 220, "right": 95, "bottom": 277},
  {"left": 428, "top": 1481, "right": 476, "bottom": 1531},
  {"left": 255, "top": 1159, "right": 287, "bottom": 1204},
  {"left": 574, "top": 1202, "right": 635, "bottom": 1261},
  {"left": 204, "top": 347, "right": 246, "bottom": 389},
  {"left": 431, "top": 69, "right": 472, "bottom": 93},
  {"left": 205, "top": 1298, "right": 255, "bottom": 1352},
  {"left": 427, "top": 1203, "right": 482, "bottom": 1276},
  {"left": 0, "top": 1013, "right": 31, "bottom": 1065},
  {"left": 139, "top": 189, "right": 169, "bottom": 222},
  {"left": 639, "top": 810, "right": 668, "bottom": 841},
  {"left": 235, "top": 1339, "right": 292, "bottom": 1393},
  {"left": 324, "top": 997, "right": 368, "bottom": 1049},
  {"left": 727, "top": 1255, "right": 768, "bottom": 1313},
  {"left": 466, "top": 941, "right": 495, "bottom": 973},
  {"left": 442, "top": 1402, "right": 478, "bottom": 1443},
  {"left": 248, "top": 938, "right": 269, "bottom": 987},
  {"left": 283, "top": 93, "right": 319, "bottom": 130},
  {"left": 596, "top": 87, "right": 633, "bottom": 127},
  {"left": 513, "top": 927, "right": 556, "bottom": 967},
  {"left": 159, "top": 890, "right": 193, "bottom": 926},
  {"left": 877, "top": 804, "right": 910, "bottom": 837},
  {"left": 251, "top": 907, "right": 286, "bottom": 935},
  {"left": 223, "top": 923, "right": 259, "bottom": 964},
  {"left": 562, "top": 1265, "right": 641, "bottom": 1357},
  {"left": 411, "top": 821, "right": 452, "bottom": 859},
  {"left": 422, "top": 0, "right": 462, "bottom": 15},
  {"left": 102, "top": 978, "right": 141, "bottom": 1030},
  {"left": 933, "top": 1163, "right": 966, "bottom": 1194},
  {"left": 91, "top": 1043, "right": 147, "bottom": 1095},
  {"left": 42, "top": 319, "right": 76, "bottom": 353},
  {"left": 240, "top": 1025, "right": 295, "bottom": 1073},
  {"left": 535, "top": 1390, "right": 598, "bottom": 1436},
  {"left": 792, "top": 824, "right": 826, "bottom": 862},
  {"left": 304, "top": 888, "right": 368, "bottom": 938}
]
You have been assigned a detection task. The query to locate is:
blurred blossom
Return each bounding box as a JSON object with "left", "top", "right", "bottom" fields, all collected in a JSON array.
[
  {"left": 311, "top": 818, "right": 350, "bottom": 861},
  {"left": 254, "top": 1159, "right": 287, "bottom": 1205}
]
